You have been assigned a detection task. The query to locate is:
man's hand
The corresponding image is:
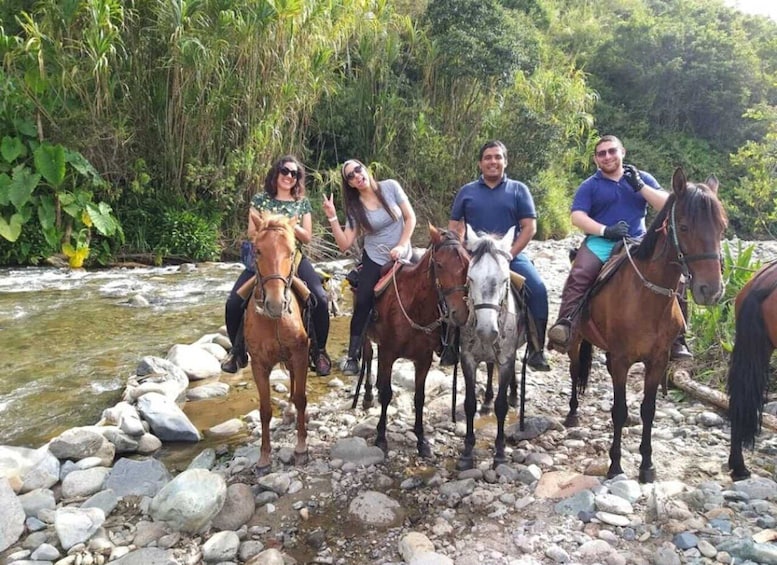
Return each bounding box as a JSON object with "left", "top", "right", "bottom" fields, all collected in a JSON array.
[
  {"left": 622, "top": 164, "right": 645, "bottom": 192},
  {"left": 603, "top": 220, "right": 630, "bottom": 240}
]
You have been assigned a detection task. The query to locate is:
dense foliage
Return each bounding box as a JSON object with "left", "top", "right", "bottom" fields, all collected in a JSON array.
[{"left": 1, "top": 0, "right": 776, "bottom": 266}]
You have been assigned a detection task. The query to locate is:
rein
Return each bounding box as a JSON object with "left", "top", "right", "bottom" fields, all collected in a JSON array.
[{"left": 392, "top": 239, "right": 467, "bottom": 333}]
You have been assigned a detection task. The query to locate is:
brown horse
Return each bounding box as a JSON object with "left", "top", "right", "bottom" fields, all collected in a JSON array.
[
  {"left": 565, "top": 168, "right": 727, "bottom": 483},
  {"left": 244, "top": 212, "right": 309, "bottom": 475},
  {"left": 727, "top": 260, "right": 777, "bottom": 480},
  {"left": 359, "top": 225, "right": 469, "bottom": 457}
]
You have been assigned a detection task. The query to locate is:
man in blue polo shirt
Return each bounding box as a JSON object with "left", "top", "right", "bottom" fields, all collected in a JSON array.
[
  {"left": 546, "top": 134, "right": 692, "bottom": 360},
  {"left": 448, "top": 140, "right": 551, "bottom": 371}
]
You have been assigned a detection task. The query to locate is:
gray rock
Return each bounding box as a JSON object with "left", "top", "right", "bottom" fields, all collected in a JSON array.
[
  {"left": 54, "top": 506, "right": 105, "bottom": 550},
  {"left": 60, "top": 466, "right": 111, "bottom": 499},
  {"left": 105, "top": 457, "right": 170, "bottom": 497},
  {"left": 166, "top": 343, "right": 222, "bottom": 380},
  {"left": 81, "top": 488, "right": 119, "bottom": 517},
  {"left": 329, "top": 437, "right": 385, "bottom": 466},
  {"left": 212, "top": 483, "right": 255, "bottom": 530},
  {"left": 48, "top": 427, "right": 110, "bottom": 462},
  {"left": 0, "top": 477, "right": 25, "bottom": 552},
  {"left": 348, "top": 490, "right": 402, "bottom": 526},
  {"left": 112, "top": 547, "right": 179, "bottom": 565},
  {"left": 150, "top": 468, "right": 226, "bottom": 533},
  {"left": 18, "top": 488, "right": 56, "bottom": 518},
  {"left": 202, "top": 530, "right": 240, "bottom": 562},
  {"left": 136, "top": 392, "right": 201, "bottom": 442}
]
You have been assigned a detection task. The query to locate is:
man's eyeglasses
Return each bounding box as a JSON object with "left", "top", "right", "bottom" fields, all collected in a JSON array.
[
  {"left": 345, "top": 164, "right": 364, "bottom": 181},
  {"left": 279, "top": 166, "right": 299, "bottom": 179},
  {"left": 595, "top": 147, "right": 621, "bottom": 158}
]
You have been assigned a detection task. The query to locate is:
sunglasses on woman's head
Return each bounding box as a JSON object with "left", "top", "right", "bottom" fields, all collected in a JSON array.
[
  {"left": 279, "top": 166, "right": 299, "bottom": 179},
  {"left": 595, "top": 147, "right": 621, "bottom": 158},
  {"left": 345, "top": 164, "right": 364, "bottom": 181}
]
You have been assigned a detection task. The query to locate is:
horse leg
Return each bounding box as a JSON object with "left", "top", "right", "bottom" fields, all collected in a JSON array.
[
  {"left": 289, "top": 350, "right": 309, "bottom": 466},
  {"left": 637, "top": 360, "right": 664, "bottom": 483},
  {"left": 607, "top": 358, "right": 629, "bottom": 479},
  {"left": 251, "top": 360, "right": 274, "bottom": 476},
  {"left": 374, "top": 352, "right": 395, "bottom": 453},
  {"left": 565, "top": 340, "right": 588, "bottom": 427},
  {"left": 456, "top": 358, "right": 478, "bottom": 471},
  {"left": 362, "top": 341, "right": 375, "bottom": 409},
  {"left": 728, "top": 426, "right": 751, "bottom": 481},
  {"left": 508, "top": 367, "right": 518, "bottom": 409},
  {"left": 493, "top": 360, "right": 514, "bottom": 468},
  {"left": 413, "top": 355, "right": 434, "bottom": 458},
  {"left": 481, "top": 362, "right": 494, "bottom": 415}
]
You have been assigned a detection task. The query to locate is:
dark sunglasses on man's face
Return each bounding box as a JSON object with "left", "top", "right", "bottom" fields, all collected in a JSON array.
[
  {"left": 279, "top": 166, "right": 299, "bottom": 179},
  {"left": 595, "top": 147, "right": 620, "bottom": 158},
  {"left": 345, "top": 164, "right": 364, "bottom": 181}
]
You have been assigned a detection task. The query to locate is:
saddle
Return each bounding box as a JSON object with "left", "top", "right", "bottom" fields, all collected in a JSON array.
[{"left": 373, "top": 248, "right": 425, "bottom": 297}]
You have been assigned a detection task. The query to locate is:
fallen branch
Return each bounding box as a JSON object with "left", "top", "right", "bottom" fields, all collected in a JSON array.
[{"left": 671, "top": 369, "right": 777, "bottom": 432}]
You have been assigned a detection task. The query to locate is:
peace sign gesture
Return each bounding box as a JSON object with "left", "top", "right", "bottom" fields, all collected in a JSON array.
[{"left": 322, "top": 192, "right": 337, "bottom": 219}]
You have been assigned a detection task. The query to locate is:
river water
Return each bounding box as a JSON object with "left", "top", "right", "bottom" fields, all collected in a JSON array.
[{"left": 0, "top": 262, "right": 240, "bottom": 448}]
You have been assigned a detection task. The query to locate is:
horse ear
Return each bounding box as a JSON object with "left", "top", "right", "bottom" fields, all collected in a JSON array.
[
  {"left": 247, "top": 208, "right": 263, "bottom": 238},
  {"left": 429, "top": 223, "right": 440, "bottom": 243},
  {"left": 705, "top": 175, "right": 719, "bottom": 194},
  {"left": 465, "top": 224, "right": 479, "bottom": 248},
  {"left": 501, "top": 226, "right": 516, "bottom": 251},
  {"left": 672, "top": 167, "right": 688, "bottom": 197}
]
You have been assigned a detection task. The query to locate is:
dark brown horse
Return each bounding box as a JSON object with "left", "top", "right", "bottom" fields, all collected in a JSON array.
[
  {"left": 359, "top": 225, "right": 469, "bottom": 457},
  {"left": 727, "top": 260, "right": 777, "bottom": 480},
  {"left": 244, "top": 211, "right": 309, "bottom": 475},
  {"left": 565, "top": 168, "right": 727, "bottom": 483}
]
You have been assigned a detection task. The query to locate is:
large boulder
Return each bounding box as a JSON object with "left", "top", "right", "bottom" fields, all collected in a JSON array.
[
  {"left": 136, "top": 393, "right": 201, "bottom": 442},
  {"left": 0, "top": 477, "right": 25, "bottom": 552},
  {"left": 150, "top": 468, "right": 226, "bottom": 533}
]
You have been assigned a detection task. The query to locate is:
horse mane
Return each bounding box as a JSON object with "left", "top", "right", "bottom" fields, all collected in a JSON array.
[
  {"left": 469, "top": 234, "right": 500, "bottom": 264},
  {"left": 632, "top": 182, "right": 727, "bottom": 261},
  {"left": 254, "top": 213, "right": 296, "bottom": 249}
]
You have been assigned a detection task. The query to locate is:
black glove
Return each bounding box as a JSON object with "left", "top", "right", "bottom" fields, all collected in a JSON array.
[
  {"left": 622, "top": 164, "right": 645, "bottom": 192},
  {"left": 602, "top": 220, "right": 630, "bottom": 240}
]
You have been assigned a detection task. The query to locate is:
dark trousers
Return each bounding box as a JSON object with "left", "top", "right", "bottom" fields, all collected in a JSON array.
[{"left": 349, "top": 251, "right": 382, "bottom": 339}]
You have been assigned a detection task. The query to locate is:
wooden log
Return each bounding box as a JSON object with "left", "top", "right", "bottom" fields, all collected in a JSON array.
[{"left": 671, "top": 369, "right": 777, "bottom": 432}]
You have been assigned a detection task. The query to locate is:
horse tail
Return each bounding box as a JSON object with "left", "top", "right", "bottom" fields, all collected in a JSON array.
[
  {"left": 727, "top": 286, "right": 774, "bottom": 448},
  {"left": 577, "top": 340, "right": 593, "bottom": 396}
]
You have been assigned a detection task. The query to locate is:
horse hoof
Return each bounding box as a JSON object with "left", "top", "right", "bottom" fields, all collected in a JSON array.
[
  {"left": 455, "top": 456, "right": 474, "bottom": 472},
  {"left": 508, "top": 395, "right": 518, "bottom": 409},
  {"left": 295, "top": 450, "right": 309, "bottom": 466},
  {"left": 362, "top": 398, "right": 374, "bottom": 410},
  {"left": 730, "top": 468, "right": 751, "bottom": 482},
  {"left": 564, "top": 415, "right": 579, "bottom": 428},
  {"left": 492, "top": 456, "right": 507, "bottom": 469},
  {"left": 254, "top": 463, "right": 272, "bottom": 477},
  {"left": 639, "top": 467, "right": 656, "bottom": 484},
  {"left": 417, "top": 442, "right": 432, "bottom": 459},
  {"left": 479, "top": 404, "right": 493, "bottom": 416},
  {"left": 375, "top": 438, "right": 388, "bottom": 453}
]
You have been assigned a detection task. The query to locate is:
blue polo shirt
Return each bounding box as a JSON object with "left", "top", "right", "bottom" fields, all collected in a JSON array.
[
  {"left": 450, "top": 175, "right": 537, "bottom": 237},
  {"left": 572, "top": 169, "right": 660, "bottom": 238}
]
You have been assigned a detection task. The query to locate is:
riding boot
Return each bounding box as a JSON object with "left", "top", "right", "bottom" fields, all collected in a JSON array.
[
  {"left": 671, "top": 286, "right": 693, "bottom": 360},
  {"left": 221, "top": 319, "right": 248, "bottom": 373},
  {"left": 526, "top": 318, "right": 551, "bottom": 371},
  {"left": 342, "top": 334, "right": 363, "bottom": 376},
  {"left": 314, "top": 348, "right": 332, "bottom": 376},
  {"left": 548, "top": 244, "right": 603, "bottom": 352}
]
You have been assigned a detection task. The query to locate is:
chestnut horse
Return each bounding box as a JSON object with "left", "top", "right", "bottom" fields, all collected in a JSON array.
[
  {"left": 727, "top": 260, "right": 777, "bottom": 480},
  {"left": 244, "top": 212, "right": 309, "bottom": 475},
  {"left": 565, "top": 168, "right": 726, "bottom": 483},
  {"left": 359, "top": 225, "right": 469, "bottom": 457}
]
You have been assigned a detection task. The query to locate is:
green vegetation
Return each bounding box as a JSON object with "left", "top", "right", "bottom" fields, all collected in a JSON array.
[{"left": 1, "top": 0, "right": 776, "bottom": 368}]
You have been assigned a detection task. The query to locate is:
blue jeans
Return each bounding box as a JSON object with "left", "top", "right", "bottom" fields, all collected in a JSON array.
[{"left": 510, "top": 252, "right": 548, "bottom": 322}]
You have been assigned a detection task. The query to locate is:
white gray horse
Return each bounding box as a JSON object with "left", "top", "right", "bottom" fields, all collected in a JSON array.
[{"left": 457, "top": 225, "right": 526, "bottom": 470}]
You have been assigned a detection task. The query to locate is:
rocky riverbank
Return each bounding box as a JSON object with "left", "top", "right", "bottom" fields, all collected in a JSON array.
[{"left": 1, "top": 237, "right": 777, "bottom": 565}]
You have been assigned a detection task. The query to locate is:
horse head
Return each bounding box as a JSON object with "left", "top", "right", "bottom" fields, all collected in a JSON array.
[
  {"left": 248, "top": 210, "right": 296, "bottom": 318},
  {"left": 429, "top": 224, "right": 470, "bottom": 327},
  {"left": 669, "top": 167, "right": 728, "bottom": 305},
  {"left": 465, "top": 225, "right": 514, "bottom": 344}
]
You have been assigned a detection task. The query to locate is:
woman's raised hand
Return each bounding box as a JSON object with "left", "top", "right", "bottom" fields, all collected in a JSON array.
[{"left": 323, "top": 193, "right": 337, "bottom": 217}]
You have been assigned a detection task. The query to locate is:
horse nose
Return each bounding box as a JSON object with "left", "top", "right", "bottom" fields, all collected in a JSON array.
[
  {"left": 693, "top": 282, "right": 723, "bottom": 306},
  {"left": 264, "top": 296, "right": 286, "bottom": 318},
  {"left": 476, "top": 325, "right": 498, "bottom": 344}
]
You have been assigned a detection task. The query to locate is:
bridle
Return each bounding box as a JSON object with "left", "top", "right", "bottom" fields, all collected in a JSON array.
[
  {"left": 392, "top": 238, "right": 468, "bottom": 333},
  {"left": 252, "top": 227, "right": 298, "bottom": 318},
  {"left": 624, "top": 199, "right": 720, "bottom": 298},
  {"left": 468, "top": 247, "right": 513, "bottom": 316}
]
